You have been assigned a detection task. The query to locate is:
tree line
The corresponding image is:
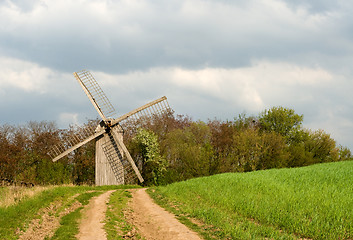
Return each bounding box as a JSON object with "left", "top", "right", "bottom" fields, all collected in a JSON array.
[{"left": 0, "top": 107, "right": 351, "bottom": 185}]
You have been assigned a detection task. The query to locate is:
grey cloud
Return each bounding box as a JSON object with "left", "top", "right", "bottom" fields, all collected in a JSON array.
[
  {"left": 1, "top": 0, "right": 353, "bottom": 150},
  {"left": 1, "top": 0, "right": 352, "bottom": 74},
  {"left": 283, "top": 0, "right": 344, "bottom": 13}
]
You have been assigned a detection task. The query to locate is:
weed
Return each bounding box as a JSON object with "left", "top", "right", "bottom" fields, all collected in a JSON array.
[{"left": 104, "top": 190, "right": 142, "bottom": 240}]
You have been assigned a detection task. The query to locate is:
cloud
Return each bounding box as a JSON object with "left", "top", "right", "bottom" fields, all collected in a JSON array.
[
  {"left": 0, "top": 55, "right": 351, "bottom": 148},
  {"left": 0, "top": 0, "right": 353, "bottom": 150},
  {"left": 59, "top": 112, "right": 80, "bottom": 127},
  {"left": 91, "top": 60, "right": 335, "bottom": 117},
  {"left": 87, "top": 62, "right": 352, "bottom": 149},
  {"left": 0, "top": 0, "right": 351, "bottom": 73},
  {"left": 0, "top": 56, "right": 76, "bottom": 95},
  {"left": 0, "top": 56, "right": 53, "bottom": 93}
]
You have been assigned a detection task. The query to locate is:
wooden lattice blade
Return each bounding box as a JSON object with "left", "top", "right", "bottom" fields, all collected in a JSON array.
[
  {"left": 101, "top": 129, "right": 144, "bottom": 183},
  {"left": 113, "top": 133, "right": 144, "bottom": 183},
  {"left": 74, "top": 70, "right": 116, "bottom": 121},
  {"left": 111, "top": 96, "right": 170, "bottom": 126},
  {"left": 48, "top": 128, "right": 105, "bottom": 162},
  {"left": 100, "top": 133, "right": 125, "bottom": 184}
]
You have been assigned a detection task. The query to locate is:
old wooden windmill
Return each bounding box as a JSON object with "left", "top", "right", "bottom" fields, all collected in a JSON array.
[{"left": 48, "top": 70, "right": 170, "bottom": 185}]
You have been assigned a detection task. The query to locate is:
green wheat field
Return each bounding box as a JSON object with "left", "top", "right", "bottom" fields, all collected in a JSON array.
[
  {"left": 1, "top": 160, "right": 352, "bottom": 239},
  {"left": 150, "top": 160, "right": 353, "bottom": 239}
]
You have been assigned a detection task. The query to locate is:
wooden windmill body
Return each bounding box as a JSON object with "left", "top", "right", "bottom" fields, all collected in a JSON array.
[{"left": 48, "top": 70, "right": 170, "bottom": 185}]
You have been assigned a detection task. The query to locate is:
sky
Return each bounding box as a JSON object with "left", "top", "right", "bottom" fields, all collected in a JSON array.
[{"left": 0, "top": 0, "right": 353, "bottom": 150}]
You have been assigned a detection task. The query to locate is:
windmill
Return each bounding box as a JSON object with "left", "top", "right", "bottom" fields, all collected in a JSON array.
[{"left": 48, "top": 70, "right": 170, "bottom": 185}]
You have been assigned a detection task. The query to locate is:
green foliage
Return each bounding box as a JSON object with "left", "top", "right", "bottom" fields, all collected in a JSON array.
[
  {"left": 259, "top": 106, "right": 304, "bottom": 143},
  {"left": 0, "top": 106, "right": 350, "bottom": 186},
  {"left": 339, "top": 145, "right": 352, "bottom": 160},
  {"left": 131, "top": 128, "right": 168, "bottom": 186},
  {"left": 305, "top": 129, "right": 339, "bottom": 163},
  {"left": 72, "top": 140, "right": 95, "bottom": 185},
  {"left": 150, "top": 161, "right": 353, "bottom": 239},
  {"left": 219, "top": 128, "right": 288, "bottom": 172},
  {"left": 35, "top": 159, "right": 72, "bottom": 185},
  {"left": 162, "top": 122, "right": 215, "bottom": 183}
]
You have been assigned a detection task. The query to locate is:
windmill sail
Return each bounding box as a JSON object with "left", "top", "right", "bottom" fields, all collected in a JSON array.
[
  {"left": 101, "top": 131, "right": 144, "bottom": 184},
  {"left": 100, "top": 133, "right": 126, "bottom": 184},
  {"left": 74, "top": 70, "right": 116, "bottom": 121},
  {"left": 49, "top": 70, "right": 171, "bottom": 185},
  {"left": 48, "top": 124, "right": 105, "bottom": 162},
  {"left": 111, "top": 96, "right": 171, "bottom": 126}
]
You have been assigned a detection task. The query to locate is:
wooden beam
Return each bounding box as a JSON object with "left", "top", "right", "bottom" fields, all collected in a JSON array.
[
  {"left": 111, "top": 96, "right": 167, "bottom": 126},
  {"left": 74, "top": 71, "right": 107, "bottom": 122},
  {"left": 52, "top": 130, "right": 105, "bottom": 162},
  {"left": 112, "top": 131, "right": 144, "bottom": 183}
]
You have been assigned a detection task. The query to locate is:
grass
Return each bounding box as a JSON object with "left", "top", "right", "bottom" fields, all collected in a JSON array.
[
  {"left": 51, "top": 191, "right": 103, "bottom": 240},
  {"left": 104, "top": 189, "right": 143, "bottom": 240},
  {"left": 0, "top": 185, "right": 140, "bottom": 240},
  {"left": 149, "top": 160, "right": 353, "bottom": 240},
  {"left": 0, "top": 185, "right": 55, "bottom": 207}
]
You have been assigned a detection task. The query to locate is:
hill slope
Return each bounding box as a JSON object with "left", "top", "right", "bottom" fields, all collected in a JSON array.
[{"left": 149, "top": 161, "right": 353, "bottom": 239}]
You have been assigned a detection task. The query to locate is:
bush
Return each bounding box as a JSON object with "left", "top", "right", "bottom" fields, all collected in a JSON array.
[
  {"left": 130, "top": 128, "right": 168, "bottom": 186},
  {"left": 162, "top": 122, "right": 214, "bottom": 183}
]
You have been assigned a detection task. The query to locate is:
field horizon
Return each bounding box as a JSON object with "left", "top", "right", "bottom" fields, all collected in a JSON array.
[
  {"left": 1, "top": 160, "right": 352, "bottom": 239},
  {"left": 150, "top": 160, "right": 353, "bottom": 239}
]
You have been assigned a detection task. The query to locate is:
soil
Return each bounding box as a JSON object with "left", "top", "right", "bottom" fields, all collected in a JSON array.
[
  {"left": 126, "top": 188, "right": 202, "bottom": 240},
  {"left": 18, "top": 188, "right": 202, "bottom": 240},
  {"left": 18, "top": 201, "right": 62, "bottom": 240},
  {"left": 18, "top": 194, "right": 82, "bottom": 240},
  {"left": 76, "top": 190, "right": 115, "bottom": 240}
]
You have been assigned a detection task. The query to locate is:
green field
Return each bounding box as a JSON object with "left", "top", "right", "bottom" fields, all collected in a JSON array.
[
  {"left": 149, "top": 160, "right": 353, "bottom": 239},
  {"left": 1, "top": 161, "right": 352, "bottom": 239}
]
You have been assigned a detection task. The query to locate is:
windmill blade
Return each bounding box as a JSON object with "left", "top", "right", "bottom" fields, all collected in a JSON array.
[
  {"left": 113, "top": 133, "right": 144, "bottom": 183},
  {"left": 48, "top": 126, "right": 105, "bottom": 162},
  {"left": 100, "top": 133, "right": 126, "bottom": 184},
  {"left": 111, "top": 96, "right": 170, "bottom": 126},
  {"left": 74, "top": 70, "right": 116, "bottom": 122},
  {"left": 101, "top": 130, "right": 144, "bottom": 183}
]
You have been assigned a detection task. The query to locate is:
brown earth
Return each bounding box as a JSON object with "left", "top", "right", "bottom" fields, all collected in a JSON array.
[
  {"left": 126, "top": 188, "right": 202, "bottom": 240},
  {"left": 76, "top": 190, "right": 115, "bottom": 240},
  {"left": 18, "top": 188, "right": 202, "bottom": 240},
  {"left": 18, "top": 194, "right": 82, "bottom": 240}
]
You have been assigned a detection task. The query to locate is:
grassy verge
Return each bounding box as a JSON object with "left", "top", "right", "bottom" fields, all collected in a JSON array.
[
  {"left": 0, "top": 185, "right": 140, "bottom": 240},
  {"left": 0, "top": 185, "right": 55, "bottom": 208},
  {"left": 104, "top": 190, "right": 143, "bottom": 240},
  {"left": 51, "top": 191, "right": 103, "bottom": 240},
  {"left": 149, "top": 161, "right": 353, "bottom": 240}
]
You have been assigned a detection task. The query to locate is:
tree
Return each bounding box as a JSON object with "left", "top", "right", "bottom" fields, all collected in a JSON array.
[
  {"left": 130, "top": 128, "right": 168, "bottom": 186},
  {"left": 162, "top": 122, "right": 214, "bottom": 182},
  {"left": 259, "top": 106, "right": 304, "bottom": 144},
  {"left": 305, "top": 129, "right": 339, "bottom": 163},
  {"left": 226, "top": 128, "right": 288, "bottom": 172}
]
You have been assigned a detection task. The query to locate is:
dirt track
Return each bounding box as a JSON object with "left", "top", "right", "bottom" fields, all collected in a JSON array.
[
  {"left": 126, "top": 188, "right": 202, "bottom": 240},
  {"left": 20, "top": 188, "right": 201, "bottom": 239},
  {"left": 77, "top": 190, "right": 115, "bottom": 240}
]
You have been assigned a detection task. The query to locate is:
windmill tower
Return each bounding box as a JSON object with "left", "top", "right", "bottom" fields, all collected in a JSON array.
[{"left": 48, "top": 70, "right": 170, "bottom": 185}]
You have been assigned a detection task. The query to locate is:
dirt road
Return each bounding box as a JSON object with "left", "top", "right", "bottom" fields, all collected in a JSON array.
[
  {"left": 127, "top": 188, "right": 202, "bottom": 240},
  {"left": 77, "top": 190, "right": 115, "bottom": 240}
]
